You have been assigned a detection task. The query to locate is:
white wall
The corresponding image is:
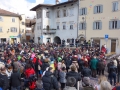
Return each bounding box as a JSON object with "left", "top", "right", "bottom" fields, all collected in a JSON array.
[{"left": 34, "top": 1, "right": 79, "bottom": 44}]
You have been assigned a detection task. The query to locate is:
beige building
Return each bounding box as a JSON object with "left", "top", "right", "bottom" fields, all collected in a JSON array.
[
  {"left": 79, "top": 0, "right": 120, "bottom": 54},
  {"left": 0, "top": 9, "right": 25, "bottom": 44}
]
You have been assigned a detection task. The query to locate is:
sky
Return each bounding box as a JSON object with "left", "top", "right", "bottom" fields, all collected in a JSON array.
[{"left": 0, "top": 0, "right": 67, "bottom": 18}]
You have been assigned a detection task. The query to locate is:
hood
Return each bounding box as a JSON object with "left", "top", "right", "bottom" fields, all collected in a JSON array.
[{"left": 45, "top": 71, "right": 53, "bottom": 77}]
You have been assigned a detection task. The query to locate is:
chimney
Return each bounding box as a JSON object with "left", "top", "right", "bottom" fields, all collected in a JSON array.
[{"left": 56, "top": 0, "right": 59, "bottom": 4}]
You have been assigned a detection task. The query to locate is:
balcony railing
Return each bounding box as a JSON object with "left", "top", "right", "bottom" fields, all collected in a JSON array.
[{"left": 42, "top": 28, "right": 56, "bottom": 34}]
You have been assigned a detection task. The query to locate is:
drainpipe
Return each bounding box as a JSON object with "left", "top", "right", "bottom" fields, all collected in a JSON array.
[{"left": 77, "top": 0, "right": 79, "bottom": 38}]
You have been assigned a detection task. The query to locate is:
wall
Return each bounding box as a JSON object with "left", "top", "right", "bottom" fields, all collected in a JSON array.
[
  {"left": 79, "top": 0, "right": 120, "bottom": 53},
  {"left": 0, "top": 15, "right": 20, "bottom": 43}
]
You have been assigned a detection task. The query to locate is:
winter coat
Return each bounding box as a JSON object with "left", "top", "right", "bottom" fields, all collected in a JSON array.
[
  {"left": 0, "top": 73, "right": 9, "bottom": 90},
  {"left": 70, "top": 61, "right": 79, "bottom": 72},
  {"left": 42, "top": 71, "right": 59, "bottom": 90},
  {"left": 66, "top": 71, "right": 81, "bottom": 88},
  {"left": 10, "top": 71, "right": 21, "bottom": 87},
  {"left": 59, "top": 71, "right": 66, "bottom": 83},
  {"left": 63, "top": 86, "right": 77, "bottom": 90},
  {"left": 25, "top": 68, "right": 35, "bottom": 78},
  {"left": 42, "top": 62, "right": 50, "bottom": 72},
  {"left": 81, "top": 67, "right": 91, "bottom": 77},
  {"left": 90, "top": 59, "right": 98, "bottom": 70},
  {"left": 65, "top": 59, "right": 72, "bottom": 68},
  {"left": 97, "top": 60, "right": 106, "bottom": 70}
]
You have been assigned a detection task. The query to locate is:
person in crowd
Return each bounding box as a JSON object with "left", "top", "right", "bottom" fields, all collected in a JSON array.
[
  {"left": 90, "top": 56, "right": 98, "bottom": 78},
  {"left": 82, "top": 77, "right": 94, "bottom": 90},
  {"left": 108, "top": 61, "right": 117, "bottom": 85},
  {"left": 95, "top": 75, "right": 107, "bottom": 90},
  {"left": 66, "top": 65, "right": 81, "bottom": 89},
  {"left": 10, "top": 68, "right": 21, "bottom": 90},
  {"left": 59, "top": 67, "right": 66, "bottom": 90},
  {"left": 81, "top": 63, "right": 91, "bottom": 77},
  {"left": 42, "top": 67, "right": 59, "bottom": 90},
  {"left": 100, "top": 81, "right": 112, "bottom": 90},
  {"left": 64, "top": 77, "right": 77, "bottom": 90},
  {"left": 97, "top": 58, "right": 106, "bottom": 75},
  {"left": 117, "top": 59, "right": 120, "bottom": 82},
  {"left": 41, "top": 58, "right": 50, "bottom": 72},
  {"left": 0, "top": 67, "right": 9, "bottom": 90}
]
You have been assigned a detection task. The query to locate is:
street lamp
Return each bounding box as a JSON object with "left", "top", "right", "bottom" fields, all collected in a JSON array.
[{"left": 82, "top": 16, "right": 86, "bottom": 40}]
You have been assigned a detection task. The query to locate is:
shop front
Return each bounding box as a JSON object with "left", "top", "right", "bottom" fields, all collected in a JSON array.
[{"left": 9, "top": 36, "right": 19, "bottom": 44}]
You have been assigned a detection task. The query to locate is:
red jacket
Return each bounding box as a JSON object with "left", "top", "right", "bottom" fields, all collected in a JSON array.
[
  {"left": 32, "top": 57, "right": 42, "bottom": 66},
  {"left": 25, "top": 68, "right": 35, "bottom": 78}
]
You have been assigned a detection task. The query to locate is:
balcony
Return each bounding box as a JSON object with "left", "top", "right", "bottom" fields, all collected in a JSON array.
[{"left": 43, "top": 28, "right": 56, "bottom": 35}]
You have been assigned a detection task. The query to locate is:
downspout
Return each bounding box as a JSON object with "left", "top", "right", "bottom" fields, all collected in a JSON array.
[{"left": 77, "top": 0, "right": 79, "bottom": 38}]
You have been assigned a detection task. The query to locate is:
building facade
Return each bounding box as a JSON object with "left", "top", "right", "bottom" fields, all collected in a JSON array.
[
  {"left": 25, "top": 19, "right": 35, "bottom": 41},
  {"left": 79, "top": 0, "right": 120, "bottom": 54},
  {"left": 31, "top": 0, "right": 79, "bottom": 44},
  {"left": 0, "top": 9, "right": 26, "bottom": 44}
]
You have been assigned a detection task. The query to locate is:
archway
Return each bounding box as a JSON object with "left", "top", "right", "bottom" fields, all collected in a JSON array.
[
  {"left": 80, "top": 37, "right": 85, "bottom": 44},
  {"left": 54, "top": 36, "right": 61, "bottom": 44}
]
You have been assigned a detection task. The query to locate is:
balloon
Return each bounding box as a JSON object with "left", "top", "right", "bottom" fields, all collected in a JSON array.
[{"left": 18, "top": 56, "right": 21, "bottom": 60}]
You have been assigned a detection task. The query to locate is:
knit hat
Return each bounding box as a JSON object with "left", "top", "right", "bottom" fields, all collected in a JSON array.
[{"left": 83, "top": 77, "right": 90, "bottom": 86}]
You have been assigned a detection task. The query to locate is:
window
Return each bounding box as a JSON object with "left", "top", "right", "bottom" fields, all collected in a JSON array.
[
  {"left": 56, "top": 22, "right": 60, "bottom": 30},
  {"left": 37, "top": 23, "right": 39, "bottom": 30},
  {"left": 37, "top": 11, "right": 42, "bottom": 19},
  {"left": 63, "top": 9, "right": 67, "bottom": 17},
  {"left": 22, "top": 22, "right": 25, "bottom": 25},
  {"left": 113, "top": 2, "right": 119, "bottom": 11},
  {"left": 46, "top": 12, "right": 49, "bottom": 18},
  {"left": 69, "top": 8, "right": 74, "bottom": 16},
  {"left": 22, "top": 29, "right": 24, "bottom": 33},
  {"left": 70, "top": 22, "right": 74, "bottom": 30},
  {"left": 80, "top": 8, "right": 87, "bottom": 15},
  {"left": 0, "top": 27, "right": 2, "bottom": 32},
  {"left": 0, "top": 16, "right": 3, "bottom": 21},
  {"left": 79, "top": 22, "right": 86, "bottom": 30},
  {"left": 11, "top": 27, "right": 17, "bottom": 32},
  {"left": 12, "top": 18, "right": 15, "bottom": 22},
  {"left": 94, "top": 5, "right": 103, "bottom": 14},
  {"left": 57, "top": 10, "right": 60, "bottom": 18},
  {"left": 109, "top": 20, "right": 120, "bottom": 29},
  {"left": 93, "top": 21, "right": 102, "bottom": 30},
  {"left": 62, "top": 22, "right": 66, "bottom": 30}
]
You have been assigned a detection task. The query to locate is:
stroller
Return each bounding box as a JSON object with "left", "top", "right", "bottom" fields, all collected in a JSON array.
[{"left": 24, "top": 74, "right": 37, "bottom": 90}]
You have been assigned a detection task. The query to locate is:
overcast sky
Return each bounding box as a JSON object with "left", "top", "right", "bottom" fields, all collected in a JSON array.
[{"left": 0, "top": 0, "right": 67, "bottom": 18}]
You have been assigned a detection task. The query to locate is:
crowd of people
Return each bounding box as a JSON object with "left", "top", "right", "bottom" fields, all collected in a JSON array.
[{"left": 0, "top": 42, "right": 120, "bottom": 90}]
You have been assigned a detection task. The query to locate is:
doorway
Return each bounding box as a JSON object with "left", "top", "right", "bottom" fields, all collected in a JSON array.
[
  {"left": 54, "top": 36, "right": 61, "bottom": 44},
  {"left": 111, "top": 39, "right": 116, "bottom": 52},
  {"left": 26, "top": 36, "right": 30, "bottom": 41},
  {"left": 11, "top": 38, "right": 17, "bottom": 44}
]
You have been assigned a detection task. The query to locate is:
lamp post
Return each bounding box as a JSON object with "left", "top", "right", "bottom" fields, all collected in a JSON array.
[{"left": 82, "top": 16, "right": 86, "bottom": 40}]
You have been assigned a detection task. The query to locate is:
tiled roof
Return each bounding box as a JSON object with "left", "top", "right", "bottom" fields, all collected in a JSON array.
[{"left": 0, "top": 8, "right": 21, "bottom": 17}]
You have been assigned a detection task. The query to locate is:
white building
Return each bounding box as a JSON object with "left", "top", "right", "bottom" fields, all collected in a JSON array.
[{"left": 30, "top": 0, "right": 79, "bottom": 44}]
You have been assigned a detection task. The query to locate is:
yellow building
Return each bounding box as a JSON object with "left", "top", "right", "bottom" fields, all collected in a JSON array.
[
  {"left": 79, "top": 0, "right": 120, "bottom": 54},
  {"left": 0, "top": 9, "right": 25, "bottom": 44}
]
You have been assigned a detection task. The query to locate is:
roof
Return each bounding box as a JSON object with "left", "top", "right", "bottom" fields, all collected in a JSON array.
[
  {"left": 25, "top": 19, "right": 36, "bottom": 24},
  {"left": 30, "top": 4, "right": 53, "bottom": 11},
  {"left": 0, "top": 8, "right": 21, "bottom": 18},
  {"left": 30, "top": 0, "right": 78, "bottom": 11}
]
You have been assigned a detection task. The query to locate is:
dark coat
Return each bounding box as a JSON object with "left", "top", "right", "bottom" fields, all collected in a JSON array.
[
  {"left": 42, "top": 71, "right": 59, "bottom": 90},
  {"left": 0, "top": 73, "right": 9, "bottom": 90},
  {"left": 97, "top": 60, "right": 106, "bottom": 70},
  {"left": 42, "top": 62, "right": 50, "bottom": 72},
  {"left": 81, "top": 67, "right": 92, "bottom": 77},
  {"left": 66, "top": 71, "right": 81, "bottom": 88},
  {"left": 10, "top": 71, "right": 21, "bottom": 87}
]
